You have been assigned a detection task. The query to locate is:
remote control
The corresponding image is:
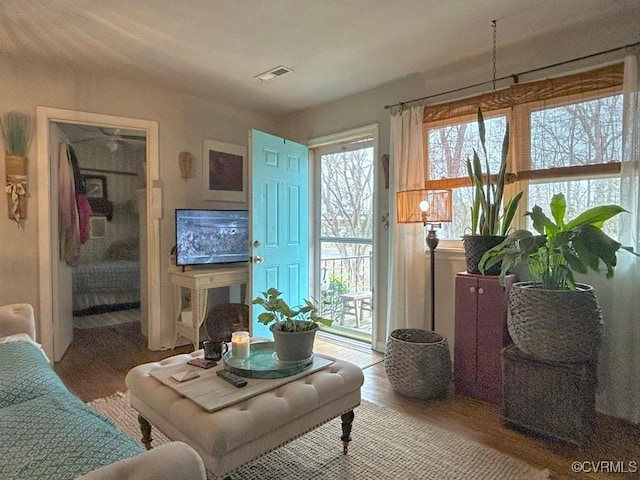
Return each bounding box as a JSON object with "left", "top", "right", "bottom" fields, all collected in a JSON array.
[{"left": 216, "top": 369, "right": 248, "bottom": 388}]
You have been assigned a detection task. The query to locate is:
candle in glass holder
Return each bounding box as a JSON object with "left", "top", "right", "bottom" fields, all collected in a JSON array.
[{"left": 231, "top": 331, "right": 250, "bottom": 360}]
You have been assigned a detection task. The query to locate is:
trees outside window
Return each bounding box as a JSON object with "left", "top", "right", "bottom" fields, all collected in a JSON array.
[
  {"left": 425, "top": 80, "right": 623, "bottom": 241},
  {"left": 526, "top": 94, "right": 622, "bottom": 238},
  {"left": 427, "top": 114, "right": 507, "bottom": 240},
  {"left": 317, "top": 138, "right": 374, "bottom": 336}
]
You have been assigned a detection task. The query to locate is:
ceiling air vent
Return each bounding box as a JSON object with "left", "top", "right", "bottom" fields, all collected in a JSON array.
[{"left": 254, "top": 65, "right": 294, "bottom": 83}]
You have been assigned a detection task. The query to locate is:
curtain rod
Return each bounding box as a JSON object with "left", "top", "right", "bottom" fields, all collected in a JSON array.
[{"left": 384, "top": 41, "right": 640, "bottom": 111}]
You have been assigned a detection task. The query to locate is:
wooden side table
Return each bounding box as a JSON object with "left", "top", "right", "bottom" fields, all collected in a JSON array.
[{"left": 170, "top": 265, "right": 249, "bottom": 350}]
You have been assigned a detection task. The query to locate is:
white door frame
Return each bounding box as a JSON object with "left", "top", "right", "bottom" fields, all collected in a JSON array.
[{"left": 36, "top": 107, "right": 161, "bottom": 360}]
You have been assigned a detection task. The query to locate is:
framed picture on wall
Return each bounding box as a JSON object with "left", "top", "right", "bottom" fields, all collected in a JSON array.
[
  {"left": 83, "top": 174, "right": 108, "bottom": 199},
  {"left": 90, "top": 216, "right": 107, "bottom": 238},
  {"left": 202, "top": 139, "right": 247, "bottom": 202}
]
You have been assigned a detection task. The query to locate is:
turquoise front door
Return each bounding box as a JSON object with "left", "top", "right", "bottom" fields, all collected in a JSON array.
[{"left": 249, "top": 129, "right": 309, "bottom": 338}]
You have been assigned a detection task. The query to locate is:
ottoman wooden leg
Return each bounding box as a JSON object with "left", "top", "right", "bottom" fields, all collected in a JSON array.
[
  {"left": 340, "top": 410, "right": 355, "bottom": 454},
  {"left": 138, "top": 414, "right": 153, "bottom": 450}
]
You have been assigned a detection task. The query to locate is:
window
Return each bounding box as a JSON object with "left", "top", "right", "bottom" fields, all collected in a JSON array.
[
  {"left": 426, "top": 111, "right": 508, "bottom": 241},
  {"left": 424, "top": 64, "right": 623, "bottom": 241},
  {"left": 520, "top": 92, "right": 623, "bottom": 238}
]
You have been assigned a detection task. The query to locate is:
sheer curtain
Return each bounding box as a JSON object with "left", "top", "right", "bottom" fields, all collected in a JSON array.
[
  {"left": 598, "top": 49, "right": 640, "bottom": 423},
  {"left": 386, "top": 106, "right": 428, "bottom": 338}
]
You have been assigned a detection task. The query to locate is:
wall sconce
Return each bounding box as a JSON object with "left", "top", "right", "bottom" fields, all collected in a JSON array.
[
  {"left": 396, "top": 188, "right": 452, "bottom": 330},
  {"left": 178, "top": 151, "right": 192, "bottom": 179}
]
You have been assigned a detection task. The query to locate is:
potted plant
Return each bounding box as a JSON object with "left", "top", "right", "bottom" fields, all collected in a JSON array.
[
  {"left": 252, "top": 287, "right": 332, "bottom": 362},
  {"left": 479, "top": 193, "right": 638, "bottom": 362},
  {"left": 463, "top": 108, "right": 523, "bottom": 274},
  {"left": 1, "top": 111, "right": 33, "bottom": 225}
]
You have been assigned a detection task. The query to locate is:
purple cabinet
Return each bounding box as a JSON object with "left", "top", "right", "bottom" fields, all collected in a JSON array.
[{"left": 454, "top": 272, "right": 515, "bottom": 406}]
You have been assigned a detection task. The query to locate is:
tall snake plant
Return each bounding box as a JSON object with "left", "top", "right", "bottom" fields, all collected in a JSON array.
[{"left": 466, "top": 108, "right": 523, "bottom": 236}]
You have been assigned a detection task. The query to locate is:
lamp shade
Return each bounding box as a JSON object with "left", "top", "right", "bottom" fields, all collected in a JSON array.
[{"left": 396, "top": 189, "right": 452, "bottom": 224}]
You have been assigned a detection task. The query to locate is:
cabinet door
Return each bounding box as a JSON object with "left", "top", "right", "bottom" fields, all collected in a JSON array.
[
  {"left": 455, "top": 273, "right": 515, "bottom": 405},
  {"left": 454, "top": 274, "right": 478, "bottom": 397},
  {"left": 476, "top": 275, "right": 513, "bottom": 405}
]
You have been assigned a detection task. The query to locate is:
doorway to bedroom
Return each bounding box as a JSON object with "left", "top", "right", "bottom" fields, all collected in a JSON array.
[
  {"left": 36, "top": 106, "right": 161, "bottom": 364},
  {"left": 56, "top": 123, "right": 147, "bottom": 332}
]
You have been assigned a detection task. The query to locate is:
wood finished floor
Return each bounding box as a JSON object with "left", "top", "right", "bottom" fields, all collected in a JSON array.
[{"left": 54, "top": 322, "right": 640, "bottom": 480}]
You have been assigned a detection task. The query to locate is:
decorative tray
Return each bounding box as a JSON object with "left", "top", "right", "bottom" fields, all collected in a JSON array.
[{"left": 223, "top": 342, "right": 314, "bottom": 379}]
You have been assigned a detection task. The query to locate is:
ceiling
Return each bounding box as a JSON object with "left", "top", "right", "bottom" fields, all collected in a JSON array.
[
  {"left": 1, "top": 0, "right": 638, "bottom": 115},
  {"left": 58, "top": 123, "right": 146, "bottom": 149}
]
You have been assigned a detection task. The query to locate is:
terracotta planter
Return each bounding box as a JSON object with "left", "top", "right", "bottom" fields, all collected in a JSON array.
[
  {"left": 270, "top": 322, "right": 318, "bottom": 362},
  {"left": 462, "top": 234, "right": 506, "bottom": 275},
  {"left": 507, "top": 282, "right": 604, "bottom": 363}
]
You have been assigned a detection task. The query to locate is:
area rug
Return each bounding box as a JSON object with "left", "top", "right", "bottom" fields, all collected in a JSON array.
[
  {"left": 74, "top": 309, "right": 140, "bottom": 329},
  {"left": 89, "top": 392, "right": 549, "bottom": 480}
]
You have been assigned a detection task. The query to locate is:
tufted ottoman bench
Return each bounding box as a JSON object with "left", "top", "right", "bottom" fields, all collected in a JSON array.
[{"left": 125, "top": 350, "right": 364, "bottom": 479}]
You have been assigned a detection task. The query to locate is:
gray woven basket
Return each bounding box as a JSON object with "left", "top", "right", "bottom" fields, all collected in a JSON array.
[
  {"left": 462, "top": 235, "right": 506, "bottom": 275},
  {"left": 384, "top": 329, "right": 452, "bottom": 399},
  {"left": 508, "top": 282, "right": 604, "bottom": 363}
]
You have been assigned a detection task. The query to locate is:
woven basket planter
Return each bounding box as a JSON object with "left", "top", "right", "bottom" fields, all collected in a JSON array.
[
  {"left": 462, "top": 235, "right": 506, "bottom": 275},
  {"left": 507, "top": 282, "right": 604, "bottom": 363},
  {"left": 5, "top": 155, "right": 28, "bottom": 221},
  {"left": 384, "top": 329, "right": 452, "bottom": 399}
]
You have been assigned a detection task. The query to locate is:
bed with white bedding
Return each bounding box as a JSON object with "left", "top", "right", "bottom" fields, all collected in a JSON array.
[{"left": 72, "top": 239, "right": 141, "bottom": 316}]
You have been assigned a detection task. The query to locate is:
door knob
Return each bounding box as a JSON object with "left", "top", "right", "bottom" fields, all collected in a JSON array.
[
  {"left": 253, "top": 240, "right": 261, "bottom": 248},
  {"left": 253, "top": 255, "right": 264, "bottom": 264}
]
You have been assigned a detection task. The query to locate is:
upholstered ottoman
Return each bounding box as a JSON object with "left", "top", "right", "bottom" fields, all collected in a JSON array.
[{"left": 125, "top": 350, "right": 364, "bottom": 479}]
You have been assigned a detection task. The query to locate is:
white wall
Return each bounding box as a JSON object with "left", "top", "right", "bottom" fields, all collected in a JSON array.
[
  {"left": 71, "top": 141, "right": 143, "bottom": 264},
  {"left": 276, "top": 8, "right": 640, "bottom": 351},
  {"left": 0, "top": 55, "right": 277, "bottom": 347}
]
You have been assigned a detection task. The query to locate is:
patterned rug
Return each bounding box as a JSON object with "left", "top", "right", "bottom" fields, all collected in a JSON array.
[
  {"left": 89, "top": 392, "right": 549, "bottom": 480},
  {"left": 73, "top": 309, "right": 140, "bottom": 329}
]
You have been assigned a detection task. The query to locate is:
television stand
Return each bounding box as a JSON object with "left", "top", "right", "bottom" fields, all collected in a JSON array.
[{"left": 170, "top": 264, "right": 249, "bottom": 350}]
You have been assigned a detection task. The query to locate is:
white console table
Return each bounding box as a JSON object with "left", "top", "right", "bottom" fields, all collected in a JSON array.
[{"left": 170, "top": 265, "right": 249, "bottom": 350}]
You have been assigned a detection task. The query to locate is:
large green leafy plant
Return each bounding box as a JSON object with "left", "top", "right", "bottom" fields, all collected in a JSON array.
[
  {"left": 252, "top": 287, "right": 332, "bottom": 332},
  {"left": 479, "top": 193, "right": 637, "bottom": 290},
  {"left": 466, "top": 108, "right": 523, "bottom": 235}
]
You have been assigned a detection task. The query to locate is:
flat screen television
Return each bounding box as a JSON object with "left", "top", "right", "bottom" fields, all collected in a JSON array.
[{"left": 175, "top": 209, "right": 249, "bottom": 266}]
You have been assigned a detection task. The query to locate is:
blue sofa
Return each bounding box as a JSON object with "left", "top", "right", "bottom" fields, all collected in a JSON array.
[{"left": 0, "top": 304, "right": 206, "bottom": 480}]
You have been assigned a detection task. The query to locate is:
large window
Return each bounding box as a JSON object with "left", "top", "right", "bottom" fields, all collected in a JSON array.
[{"left": 424, "top": 64, "right": 623, "bottom": 241}]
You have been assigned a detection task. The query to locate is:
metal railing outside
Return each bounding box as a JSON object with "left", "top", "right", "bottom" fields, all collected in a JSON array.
[{"left": 320, "top": 242, "right": 372, "bottom": 339}]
